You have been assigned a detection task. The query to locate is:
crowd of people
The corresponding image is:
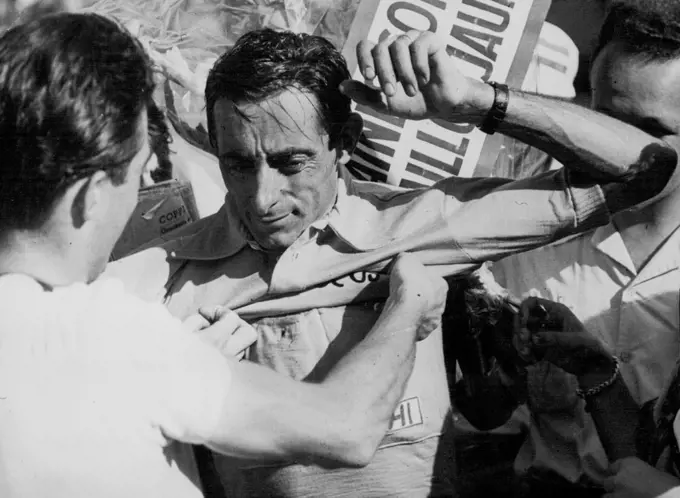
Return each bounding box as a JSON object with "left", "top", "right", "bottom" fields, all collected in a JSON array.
[{"left": 1, "top": 0, "right": 680, "bottom": 497}]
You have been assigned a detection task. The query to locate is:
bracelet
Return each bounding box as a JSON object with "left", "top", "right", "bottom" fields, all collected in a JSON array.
[
  {"left": 478, "top": 81, "right": 509, "bottom": 135},
  {"left": 576, "top": 356, "right": 621, "bottom": 411}
]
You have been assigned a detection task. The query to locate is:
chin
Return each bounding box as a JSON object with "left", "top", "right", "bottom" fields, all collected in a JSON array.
[
  {"left": 257, "top": 238, "right": 293, "bottom": 253},
  {"left": 247, "top": 223, "right": 300, "bottom": 250}
]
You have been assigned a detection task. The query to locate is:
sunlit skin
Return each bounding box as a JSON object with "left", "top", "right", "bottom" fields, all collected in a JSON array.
[
  {"left": 590, "top": 41, "right": 680, "bottom": 269},
  {"left": 591, "top": 41, "right": 680, "bottom": 152},
  {"left": 213, "top": 88, "right": 360, "bottom": 253}
]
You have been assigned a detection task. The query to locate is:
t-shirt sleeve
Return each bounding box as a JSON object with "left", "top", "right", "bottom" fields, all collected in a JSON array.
[
  {"left": 657, "top": 487, "right": 680, "bottom": 498},
  {"left": 89, "top": 278, "right": 231, "bottom": 446}
]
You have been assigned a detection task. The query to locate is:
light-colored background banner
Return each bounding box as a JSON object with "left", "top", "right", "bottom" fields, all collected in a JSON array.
[{"left": 342, "top": 0, "right": 552, "bottom": 186}]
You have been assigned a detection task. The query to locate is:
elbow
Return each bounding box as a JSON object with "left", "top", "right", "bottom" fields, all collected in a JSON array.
[
  {"left": 334, "top": 435, "right": 378, "bottom": 469},
  {"left": 321, "top": 420, "right": 382, "bottom": 469},
  {"left": 604, "top": 142, "right": 679, "bottom": 212},
  {"left": 641, "top": 141, "right": 679, "bottom": 198}
]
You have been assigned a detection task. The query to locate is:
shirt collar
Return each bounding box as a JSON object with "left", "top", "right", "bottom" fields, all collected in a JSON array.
[
  {"left": 589, "top": 221, "right": 680, "bottom": 282},
  {"left": 590, "top": 223, "right": 637, "bottom": 275},
  {"left": 167, "top": 201, "right": 247, "bottom": 261}
]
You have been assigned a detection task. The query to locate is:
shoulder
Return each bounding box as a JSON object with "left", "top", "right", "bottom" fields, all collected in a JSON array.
[
  {"left": 71, "top": 278, "right": 194, "bottom": 357},
  {"left": 103, "top": 209, "right": 228, "bottom": 301},
  {"left": 104, "top": 247, "right": 176, "bottom": 302}
]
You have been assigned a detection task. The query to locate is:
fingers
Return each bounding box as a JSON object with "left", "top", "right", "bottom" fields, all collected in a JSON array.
[
  {"left": 530, "top": 330, "right": 586, "bottom": 349},
  {"left": 512, "top": 311, "right": 535, "bottom": 364},
  {"left": 196, "top": 314, "right": 257, "bottom": 359},
  {"left": 389, "top": 252, "right": 426, "bottom": 283},
  {"left": 602, "top": 476, "right": 617, "bottom": 493},
  {"left": 357, "top": 39, "right": 376, "bottom": 80},
  {"left": 372, "top": 40, "right": 399, "bottom": 96},
  {"left": 182, "top": 314, "right": 211, "bottom": 333},
  {"left": 224, "top": 324, "right": 258, "bottom": 357},
  {"left": 390, "top": 33, "right": 419, "bottom": 96},
  {"left": 409, "top": 30, "right": 437, "bottom": 85},
  {"left": 355, "top": 30, "right": 442, "bottom": 97},
  {"left": 519, "top": 297, "right": 564, "bottom": 330},
  {"left": 339, "top": 80, "right": 387, "bottom": 111},
  {"left": 199, "top": 305, "right": 230, "bottom": 323},
  {"left": 608, "top": 459, "right": 625, "bottom": 475}
]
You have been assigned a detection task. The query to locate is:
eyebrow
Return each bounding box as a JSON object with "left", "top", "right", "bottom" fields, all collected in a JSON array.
[{"left": 219, "top": 147, "right": 317, "bottom": 162}]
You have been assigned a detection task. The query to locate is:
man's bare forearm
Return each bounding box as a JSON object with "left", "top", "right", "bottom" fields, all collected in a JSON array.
[
  {"left": 578, "top": 363, "right": 639, "bottom": 461},
  {"left": 321, "top": 295, "right": 419, "bottom": 462},
  {"left": 495, "top": 89, "right": 678, "bottom": 210},
  {"left": 205, "top": 295, "right": 419, "bottom": 467}
]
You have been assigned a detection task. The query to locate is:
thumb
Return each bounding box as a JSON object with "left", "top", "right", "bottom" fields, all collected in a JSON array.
[
  {"left": 339, "top": 80, "right": 387, "bottom": 110},
  {"left": 225, "top": 324, "right": 258, "bottom": 357},
  {"left": 608, "top": 458, "right": 624, "bottom": 475},
  {"left": 183, "top": 314, "right": 211, "bottom": 333},
  {"left": 531, "top": 330, "right": 584, "bottom": 349},
  {"left": 198, "top": 305, "right": 230, "bottom": 323}
]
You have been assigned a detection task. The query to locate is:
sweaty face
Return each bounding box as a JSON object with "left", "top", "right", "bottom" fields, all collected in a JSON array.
[
  {"left": 591, "top": 41, "right": 680, "bottom": 152},
  {"left": 214, "top": 89, "right": 341, "bottom": 252}
]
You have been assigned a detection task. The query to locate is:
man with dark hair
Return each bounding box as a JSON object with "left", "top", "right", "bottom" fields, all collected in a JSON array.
[
  {"left": 109, "top": 25, "right": 679, "bottom": 497},
  {"left": 492, "top": 1, "right": 680, "bottom": 496},
  {"left": 0, "top": 12, "right": 450, "bottom": 498}
]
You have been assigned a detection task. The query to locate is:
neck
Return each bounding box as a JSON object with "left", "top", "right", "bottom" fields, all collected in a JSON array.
[{"left": 0, "top": 229, "right": 88, "bottom": 287}]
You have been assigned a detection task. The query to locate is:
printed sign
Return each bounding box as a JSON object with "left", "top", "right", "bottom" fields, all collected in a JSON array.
[
  {"left": 342, "top": 0, "right": 552, "bottom": 186},
  {"left": 110, "top": 180, "right": 199, "bottom": 261}
]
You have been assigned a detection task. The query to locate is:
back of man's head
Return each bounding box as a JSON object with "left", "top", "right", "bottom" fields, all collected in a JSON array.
[
  {"left": 596, "top": 0, "right": 680, "bottom": 61},
  {"left": 0, "top": 12, "right": 154, "bottom": 231},
  {"left": 205, "top": 28, "right": 352, "bottom": 148}
]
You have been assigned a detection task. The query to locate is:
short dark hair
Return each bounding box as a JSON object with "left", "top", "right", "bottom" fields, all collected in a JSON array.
[
  {"left": 147, "top": 100, "right": 173, "bottom": 183},
  {"left": 205, "top": 28, "right": 352, "bottom": 148},
  {"left": 0, "top": 12, "right": 154, "bottom": 230},
  {"left": 595, "top": 0, "right": 680, "bottom": 61}
]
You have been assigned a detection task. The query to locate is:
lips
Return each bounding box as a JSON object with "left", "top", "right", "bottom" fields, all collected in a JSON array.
[{"left": 256, "top": 213, "right": 289, "bottom": 225}]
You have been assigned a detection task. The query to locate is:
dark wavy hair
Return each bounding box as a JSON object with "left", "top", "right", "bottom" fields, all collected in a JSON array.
[
  {"left": 596, "top": 0, "right": 680, "bottom": 61},
  {"left": 205, "top": 28, "right": 352, "bottom": 148},
  {"left": 0, "top": 12, "right": 154, "bottom": 230},
  {"left": 147, "top": 100, "right": 173, "bottom": 183}
]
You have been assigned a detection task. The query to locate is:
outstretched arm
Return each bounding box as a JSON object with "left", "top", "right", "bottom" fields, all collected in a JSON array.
[
  {"left": 160, "top": 254, "right": 447, "bottom": 467},
  {"left": 341, "top": 30, "right": 678, "bottom": 212},
  {"left": 495, "top": 89, "right": 677, "bottom": 212}
]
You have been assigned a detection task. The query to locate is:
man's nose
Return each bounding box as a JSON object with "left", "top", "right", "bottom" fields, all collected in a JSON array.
[{"left": 251, "top": 165, "right": 282, "bottom": 216}]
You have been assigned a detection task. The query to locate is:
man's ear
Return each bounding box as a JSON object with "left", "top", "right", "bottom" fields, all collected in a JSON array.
[
  {"left": 69, "top": 170, "right": 109, "bottom": 229},
  {"left": 336, "top": 112, "right": 363, "bottom": 165}
]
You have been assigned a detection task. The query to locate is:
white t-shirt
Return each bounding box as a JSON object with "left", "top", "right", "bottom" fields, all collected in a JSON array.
[{"left": 0, "top": 274, "right": 231, "bottom": 498}]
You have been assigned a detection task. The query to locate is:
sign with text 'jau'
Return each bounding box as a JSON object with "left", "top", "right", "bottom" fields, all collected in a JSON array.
[{"left": 342, "top": 0, "right": 552, "bottom": 186}]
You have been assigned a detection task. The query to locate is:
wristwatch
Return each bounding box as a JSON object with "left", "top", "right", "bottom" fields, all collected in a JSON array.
[{"left": 478, "top": 81, "right": 509, "bottom": 135}]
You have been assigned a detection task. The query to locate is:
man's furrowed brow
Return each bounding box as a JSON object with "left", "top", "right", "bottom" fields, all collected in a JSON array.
[
  {"left": 219, "top": 151, "right": 252, "bottom": 162},
  {"left": 269, "top": 147, "right": 316, "bottom": 160}
]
